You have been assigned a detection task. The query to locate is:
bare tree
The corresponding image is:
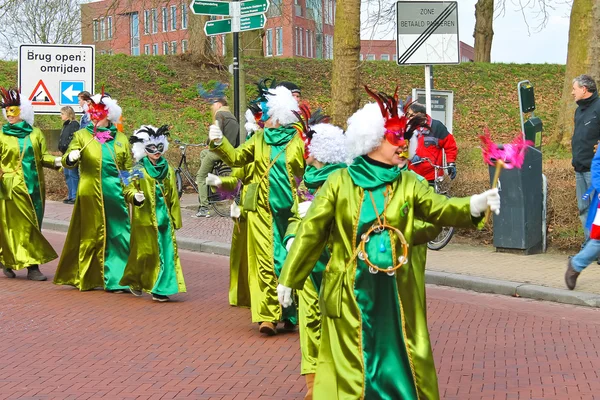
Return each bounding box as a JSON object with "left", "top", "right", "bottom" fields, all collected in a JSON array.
[{"left": 0, "top": 0, "right": 81, "bottom": 59}]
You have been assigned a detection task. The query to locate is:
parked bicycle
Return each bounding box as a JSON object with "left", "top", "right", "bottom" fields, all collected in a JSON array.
[
  {"left": 411, "top": 157, "right": 455, "bottom": 251},
  {"left": 173, "top": 139, "right": 237, "bottom": 217}
]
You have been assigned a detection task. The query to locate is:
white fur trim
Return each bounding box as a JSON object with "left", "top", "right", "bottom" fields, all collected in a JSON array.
[
  {"left": 131, "top": 125, "right": 170, "bottom": 162},
  {"left": 266, "top": 86, "right": 299, "bottom": 126},
  {"left": 344, "top": 103, "right": 386, "bottom": 164},
  {"left": 244, "top": 108, "right": 259, "bottom": 134},
  {"left": 2, "top": 94, "right": 34, "bottom": 126},
  {"left": 102, "top": 97, "right": 122, "bottom": 124},
  {"left": 308, "top": 123, "right": 346, "bottom": 164}
]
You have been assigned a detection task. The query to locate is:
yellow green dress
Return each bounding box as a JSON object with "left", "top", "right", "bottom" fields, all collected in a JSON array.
[
  {"left": 0, "top": 121, "right": 58, "bottom": 269},
  {"left": 54, "top": 124, "right": 132, "bottom": 291},
  {"left": 279, "top": 156, "right": 482, "bottom": 400},
  {"left": 211, "top": 126, "right": 305, "bottom": 324},
  {"left": 120, "top": 157, "right": 185, "bottom": 295}
]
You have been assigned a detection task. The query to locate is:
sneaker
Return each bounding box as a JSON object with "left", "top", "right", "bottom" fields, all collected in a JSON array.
[
  {"left": 3, "top": 267, "right": 15, "bottom": 278},
  {"left": 63, "top": 198, "right": 75, "bottom": 204},
  {"left": 106, "top": 289, "right": 127, "bottom": 294},
  {"left": 281, "top": 320, "right": 297, "bottom": 332},
  {"left": 129, "top": 288, "right": 143, "bottom": 297},
  {"left": 193, "top": 207, "right": 212, "bottom": 218},
  {"left": 152, "top": 293, "right": 170, "bottom": 302},
  {"left": 26, "top": 265, "right": 47, "bottom": 281},
  {"left": 565, "top": 258, "right": 580, "bottom": 290},
  {"left": 258, "top": 321, "right": 277, "bottom": 336}
]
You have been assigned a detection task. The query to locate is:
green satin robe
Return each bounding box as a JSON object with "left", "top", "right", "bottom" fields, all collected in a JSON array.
[
  {"left": 0, "top": 123, "right": 58, "bottom": 269},
  {"left": 279, "top": 162, "right": 482, "bottom": 400},
  {"left": 220, "top": 165, "right": 253, "bottom": 308},
  {"left": 211, "top": 128, "right": 304, "bottom": 324},
  {"left": 120, "top": 158, "right": 185, "bottom": 296},
  {"left": 54, "top": 127, "right": 133, "bottom": 291}
]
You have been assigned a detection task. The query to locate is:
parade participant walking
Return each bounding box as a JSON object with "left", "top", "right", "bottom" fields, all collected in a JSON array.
[
  {"left": 120, "top": 125, "right": 185, "bottom": 302},
  {"left": 0, "top": 88, "right": 61, "bottom": 281},
  {"left": 277, "top": 87, "right": 501, "bottom": 399},
  {"left": 208, "top": 85, "right": 303, "bottom": 336},
  {"left": 58, "top": 106, "right": 80, "bottom": 204},
  {"left": 54, "top": 92, "right": 133, "bottom": 292}
]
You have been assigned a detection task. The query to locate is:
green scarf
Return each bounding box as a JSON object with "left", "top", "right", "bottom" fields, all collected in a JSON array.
[
  {"left": 304, "top": 163, "right": 346, "bottom": 191},
  {"left": 347, "top": 156, "right": 401, "bottom": 190},
  {"left": 142, "top": 156, "right": 169, "bottom": 180},
  {"left": 2, "top": 121, "right": 33, "bottom": 138},
  {"left": 85, "top": 123, "right": 118, "bottom": 140},
  {"left": 264, "top": 126, "right": 298, "bottom": 146}
]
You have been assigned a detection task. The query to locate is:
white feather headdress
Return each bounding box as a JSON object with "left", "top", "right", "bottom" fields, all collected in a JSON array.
[
  {"left": 344, "top": 103, "right": 386, "bottom": 164},
  {"left": 129, "top": 125, "right": 170, "bottom": 162},
  {"left": 265, "top": 86, "right": 299, "bottom": 126}
]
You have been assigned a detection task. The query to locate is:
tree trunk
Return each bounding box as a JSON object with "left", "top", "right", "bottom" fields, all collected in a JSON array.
[
  {"left": 553, "top": 0, "right": 599, "bottom": 146},
  {"left": 330, "top": 0, "right": 361, "bottom": 129},
  {"left": 188, "top": 14, "right": 213, "bottom": 63},
  {"left": 473, "top": 0, "right": 494, "bottom": 62}
]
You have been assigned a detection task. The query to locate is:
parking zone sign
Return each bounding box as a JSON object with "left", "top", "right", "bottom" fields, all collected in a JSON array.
[{"left": 18, "top": 44, "right": 95, "bottom": 114}]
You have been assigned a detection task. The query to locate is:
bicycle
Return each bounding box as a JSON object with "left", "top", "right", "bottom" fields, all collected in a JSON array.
[
  {"left": 411, "top": 157, "right": 455, "bottom": 251},
  {"left": 173, "top": 139, "right": 236, "bottom": 217}
]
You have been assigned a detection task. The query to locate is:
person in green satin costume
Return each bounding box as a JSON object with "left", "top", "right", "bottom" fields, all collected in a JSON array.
[
  {"left": 277, "top": 90, "right": 501, "bottom": 400},
  {"left": 0, "top": 88, "right": 61, "bottom": 281},
  {"left": 54, "top": 93, "right": 133, "bottom": 292},
  {"left": 119, "top": 125, "right": 185, "bottom": 302},
  {"left": 208, "top": 85, "right": 304, "bottom": 336}
]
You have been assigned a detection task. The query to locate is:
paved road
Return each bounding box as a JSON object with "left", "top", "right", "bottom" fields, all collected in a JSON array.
[{"left": 1, "top": 232, "right": 599, "bottom": 400}]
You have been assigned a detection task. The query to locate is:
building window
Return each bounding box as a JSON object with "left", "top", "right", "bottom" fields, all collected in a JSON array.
[
  {"left": 182, "top": 40, "right": 188, "bottom": 53},
  {"left": 295, "top": 27, "right": 299, "bottom": 55},
  {"left": 265, "top": 29, "right": 273, "bottom": 57},
  {"left": 324, "top": 34, "right": 333, "bottom": 59},
  {"left": 299, "top": 28, "right": 303, "bottom": 56},
  {"left": 294, "top": 0, "right": 302, "bottom": 16},
  {"left": 130, "top": 12, "right": 140, "bottom": 55},
  {"left": 153, "top": 43, "right": 159, "bottom": 55},
  {"left": 306, "top": 29, "right": 310, "bottom": 58},
  {"left": 275, "top": 27, "right": 283, "bottom": 56},
  {"left": 222, "top": 35, "right": 226, "bottom": 56},
  {"left": 93, "top": 20, "right": 99, "bottom": 42},
  {"left": 144, "top": 10, "right": 150, "bottom": 34},
  {"left": 171, "top": 41, "right": 177, "bottom": 54},
  {"left": 107, "top": 16, "right": 113, "bottom": 39},
  {"left": 107, "top": 49, "right": 113, "bottom": 55},
  {"left": 152, "top": 9, "right": 158, "bottom": 33},
  {"left": 181, "top": 3, "right": 188, "bottom": 29},
  {"left": 366, "top": 54, "right": 375, "bottom": 61},
  {"left": 100, "top": 18, "right": 106, "bottom": 41},
  {"left": 381, "top": 54, "right": 389, "bottom": 61},
  {"left": 162, "top": 7, "right": 168, "bottom": 32},
  {"left": 171, "top": 6, "right": 177, "bottom": 30},
  {"left": 163, "top": 42, "right": 169, "bottom": 55},
  {"left": 359, "top": 54, "right": 363, "bottom": 61},
  {"left": 144, "top": 44, "right": 150, "bottom": 55},
  {"left": 325, "top": 0, "right": 334, "bottom": 25}
]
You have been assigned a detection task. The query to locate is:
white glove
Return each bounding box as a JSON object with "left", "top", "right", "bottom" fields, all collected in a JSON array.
[
  {"left": 285, "top": 238, "right": 294, "bottom": 252},
  {"left": 230, "top": 202, "right": 241, "bottom": 218},
  {"left": 54, "top": 157, "right": 62, "bottom": 167},
  {"left": 206, "top": 173, "right": 222, "bottom": 187},
  {"left": 277, "top": 284, "right": 293, "bottom": 308},
  {"left": 208, "top": 122, "right": 223, "bottom": 145},
  {"left": 297, "top": 201, "right": 312, "bottom": 218},
  {"left": 67, "top": 150, "right": 81, "bottom": 163},
  {"left": 134, "top": 191, "right": 145, "bottom": 203},
  {"left": 245, "top": 121, "right": 260, "bottom": 134},
  {"left": 470, "top": 188, "right": 500, "bottom": 217}
]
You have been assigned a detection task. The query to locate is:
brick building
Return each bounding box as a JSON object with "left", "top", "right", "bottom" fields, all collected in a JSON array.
[{"left": 359, "top": 39, "right": 475, "bottom": 62}]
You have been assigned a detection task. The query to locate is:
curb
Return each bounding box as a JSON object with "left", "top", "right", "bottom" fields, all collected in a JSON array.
[{"left": 43, "top": 218, "right": 600, "bottom": 308}]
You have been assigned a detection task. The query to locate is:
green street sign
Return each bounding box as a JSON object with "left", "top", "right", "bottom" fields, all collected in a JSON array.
[
  {"left": 240, "top": 0, "right": 269, "bottom": 16},
  {"left": 240, "top": 13, "right": 266, "bottom": 31},
  {"left": 204, "top": 18, "right": 232, "bottom": 36},
  {"left": 190, "top": 0, "right": 230, "bottom": 16}
]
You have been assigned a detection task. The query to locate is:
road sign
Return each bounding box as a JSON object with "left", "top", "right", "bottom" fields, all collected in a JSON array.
[
  {"left": 240, "top": 0, "right": 269, "bottom": 16},
  {"left": 18, "top": 44, "right": 95, "bottom": 115},
  {"left": 396, "top": 1, "right": 459, "bottom": 65},
  {"left": 204, "top": 13, "right": 266, "bottom": 36},
  {"left": 190, "top": 0, "right": 230, "bottom": 16},
  {"left": 60, "top": 81, "right": 85, "bottom": 105}
]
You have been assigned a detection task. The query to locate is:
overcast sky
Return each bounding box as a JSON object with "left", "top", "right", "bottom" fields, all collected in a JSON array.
[{"left": 362, "top": 0, "right": 572, "bottom": 64}]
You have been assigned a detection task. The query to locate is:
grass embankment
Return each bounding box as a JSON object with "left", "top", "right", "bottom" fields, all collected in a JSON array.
[{"left": 0, "top": 55, "right": 578, "bottom": 250}]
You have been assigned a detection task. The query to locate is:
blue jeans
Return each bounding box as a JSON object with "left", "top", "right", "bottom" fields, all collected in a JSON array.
[
  {"left": 572, "top": 239, "right": 600, "bottom": 272},
  {"left": 576, "top": 171, "right": 592, "bottom": 243},
  {"left": 64, "top": 167, "right": 79, "bottom": 200}
]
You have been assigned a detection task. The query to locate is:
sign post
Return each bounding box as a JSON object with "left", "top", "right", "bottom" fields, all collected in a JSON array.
[{"left": 18, "top": 44, "right": 95, "bottom": 115}]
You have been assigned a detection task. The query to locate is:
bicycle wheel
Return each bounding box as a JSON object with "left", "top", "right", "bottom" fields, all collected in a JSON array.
[
  {"left": 208, "top": 162, "right": 233, "bottom": 217},
  {"left": 175, "top": 169, "right": 183, "bottom": 199},
  {"left": 427, "top": 193, "right": 455, "bottom": 250}
]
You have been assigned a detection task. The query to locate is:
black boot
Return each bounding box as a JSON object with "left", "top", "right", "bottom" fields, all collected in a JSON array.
[
  {"left": 3, "top": 266, "right": 15, "bottom": 278},
  {"left": 27, "top": 265, "right": 47, "bottom": 281}
]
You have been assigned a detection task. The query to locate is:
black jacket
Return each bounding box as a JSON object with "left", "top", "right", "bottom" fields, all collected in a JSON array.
[
  {"left": 58, "top": 120, "right": 80, "bottom": 154},
  {"left": 572, "top": 92, "right": 600, "bottom": 172}
]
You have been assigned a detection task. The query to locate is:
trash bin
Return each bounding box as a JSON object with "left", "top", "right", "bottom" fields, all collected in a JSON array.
[{"left": 489, "top": 146, "right": 543, "bottom": 255}]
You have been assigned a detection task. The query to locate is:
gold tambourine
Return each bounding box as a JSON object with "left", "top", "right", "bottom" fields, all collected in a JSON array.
[{"left": 358, "top": 223, "right": 409, "bottom": 276}]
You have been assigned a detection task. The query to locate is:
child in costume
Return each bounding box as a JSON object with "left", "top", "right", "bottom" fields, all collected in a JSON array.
[
  {"left": 120, "top": 125, "right": 185, "bottom": 302},
  {"left": 208, "top": 84, "right": 304, "bottom": 336},
  {"left": 277, "top": 87, "right": 501, "bottom": 399},
  {"left": 0, "top": 88, "right": 61, "bottom": 281},
  {"left": 54, "top": 92, "right": 133, "bottom": 292}
]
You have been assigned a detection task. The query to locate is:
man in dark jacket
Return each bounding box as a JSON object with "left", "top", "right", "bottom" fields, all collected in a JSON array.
[
  {"left": 571, "top": 74, "right": 600, "bottom": 243},
  {"left": 195, "top": 97, "right": 239, "bottom": 217}
]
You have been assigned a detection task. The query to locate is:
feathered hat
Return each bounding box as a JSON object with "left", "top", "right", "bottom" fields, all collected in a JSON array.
[
  {"left": 265, "top": 85, "right": 299, "bottom": 126},
  {"left": 129, "top": 125, "right": 170, "bottom": 162},
  {"left": 248, "top": 78, "right": 277, "bottom": 123},
  {"left": 0, "top": 88, "right": 34, "bottom": 126},
  {"left": 81, "top": 87, "right": 122, "bottom": 126},
  {"left": 292, "top": 104, "right": 345, "bottom": 163}
]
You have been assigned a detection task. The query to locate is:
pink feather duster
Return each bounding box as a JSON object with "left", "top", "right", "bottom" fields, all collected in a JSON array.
[{"left": 479, "top": 128, "right": 532, "bottom": 170}]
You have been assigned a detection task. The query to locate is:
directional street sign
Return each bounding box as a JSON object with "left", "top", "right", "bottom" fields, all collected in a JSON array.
[
  {"left": 204, "top": 13, "right": 266, "bottom": 36},
  {"left": 60, "top": 81, "right": 85, "bottom": 105},
  {"left": 204, "top": 18, "right": 232, "bottom": 36},
  {"left": 240, "top": 14, "right": 266, "bottom": 31},
  {"left": 190, "top": 0, "right": 230, "bottom": 16},
  {"left": 240, "top": 0, "right": 269, "bottom": 16},
  {"left": 396, "top": 1, "right": 459, "bottom": 65}
]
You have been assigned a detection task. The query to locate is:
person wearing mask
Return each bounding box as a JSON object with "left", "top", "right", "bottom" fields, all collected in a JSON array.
[{"left": 58, "top": 106, "right": 80, "bottom": 204}]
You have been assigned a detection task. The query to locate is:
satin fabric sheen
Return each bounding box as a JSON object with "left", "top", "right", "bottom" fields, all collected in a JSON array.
[
  {"left": 120, "top": 157, "right": 185, "bottom": 295},
  {"left": 0, "top": 123, "right": 57, "bottom": 269},
  {"left": 54, "top": 127, "right": 133, "bottom": 290},
  {"left": 279, "top": 156, "right": 483, "bottom": 399},
  {"left": 211, "top": 128, "right": 304, "bottom": 324}
]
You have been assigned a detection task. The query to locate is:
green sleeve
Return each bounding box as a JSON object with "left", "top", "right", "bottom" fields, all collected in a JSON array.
[
  {"left": 210, "top": 134, "right": 256, "bottom": 168},
  {"left": 36, "top": 129, "right": 58, "bottom": 169},
  {"left": 167, "top": 166, "right": 182, "bottom": 230},
  {"left": 61, "top": 130, "right": 83, "bottom": 169}
]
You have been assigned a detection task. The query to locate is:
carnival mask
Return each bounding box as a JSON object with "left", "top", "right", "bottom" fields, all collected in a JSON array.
[
  {"left": 384, "top": 129, "right": 407, "bottom": 147},
  {"left": 88, "top": 103, "right": 109, "bottom": 123},
  {"left": 5, "top": 106, "right": 20, "bottom": 118},
  {"left": 145, "top": 143, "right": 165, "bottom": 154}
]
